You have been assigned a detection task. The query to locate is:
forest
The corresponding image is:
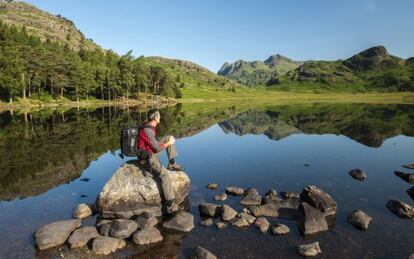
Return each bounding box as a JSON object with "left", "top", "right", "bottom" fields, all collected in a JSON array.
[{"left": 0, "top": 20, "right": 182, "bottom": 103}]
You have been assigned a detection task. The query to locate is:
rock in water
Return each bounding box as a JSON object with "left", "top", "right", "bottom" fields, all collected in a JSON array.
[
  {"left": 73, "top": 203, "right": 93, "bottom": 219},
  {"left": 198, "top": 203, "right": 222, "bottom": 217},
  {"left": 231, "top": 217, "right": 250, "bottom": 228},
  {"left": 347, "top": 209, "right": 372, "bottom": 230},
  {"left": 254, "top": 217, "right": 270, "bottom": 233},
  {"left": 67, "top": 226, "right": 99, "bottom": 248},
  {"left": 298, "top": 242, "right": 321, "bottom": 257},
  {"left": 133, "top": 226, "right": 163, "bottom": 245},
  {"left": 271, "top": 224, "right": 290, "bottom": 235},
  {"left": 300, "top": 185, "right": 337, "bottom": 216},
  {"left": 349, "top": 169, "right": 367, "bottom": 181},
  {"left": 394, "top": 171, "right": 414, "bottom": 184},
  {"left": 200, "top": 218, "right": 214, "bottom": 226},
  {"left": 215, "top": 222, "right": 227, "bottom": 229},
  {"left": 221, "top": 205, "right": 238, "bottom": 221},
  {"left": 249, "top": 200, "right": 279, "bottom": 217},
  {"left": 34, "top": 219, "right": 81, "bottom": 250},
  {"left": 240, "top": 188, "right": 262, "bottom": 206},
  {"left": 207, "top": 183, "right": 218, "bottom": 189},
  {"left": 237, "top": 212, "right": 256, "bottom": 224},
  {"left": 299, "top": 203, "right": 328, "bottom": 235},
  {"left": 163, "top": 211, "right": 195, "bottom": 232},
  {"left": 280, "top": 191, "right": 300, "bottom": 199},
  {"left": 214, "top": 193, "right": 227, "bottom": 201},
  {"left": 225, "top": 186, "right": 244, "bottom": 196},
  {"left": 402, "top": 164, "right": 414, "bottom": 170},
  {"left": 407, "top": 187, "right": 414, "bottom": 200},
  {"left": 92, "top": 236, "right": 126, "bottom": 255},
  {"left": 109, "top": 219, "right": 138, "bottom": 239},
  {"left": 96, "top": 162, "right": 190, "bottom": 219},
  {"left": 265, "top": 188, "right": 278, "bottom": 200},
  {"left": 191, "top": 246, "right": 217, "bottom": 259},
  {"left": 135, "top": 213, "right": 158, "bottom": 228},
  {"left": 386, "top": 200, "right": 414, "bottom": 219}
]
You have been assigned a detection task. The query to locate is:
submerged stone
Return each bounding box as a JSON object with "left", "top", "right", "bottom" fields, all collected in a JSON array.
[
  {"left": 199, "top": 203, "right": 222, "bottom": 217},
  {"left": 92, "top": 236, "right": 126, "bottom": 255},
  {"left": 349, "top": 169, "right": 367, "bottom": 181},
  {"left": 347, "top": 209, "right": 372, "bottom": 230},
  {"left": 207, "top": 183, "right": 218, "bottom": 190},
  {"left": 254, "top": 217, "right": 270, "bottom": 233},
  {"left": 271, "top": 223, "right": 290, "bottom": 235},
  {"left": 386, "top": 200, "right": 414, "bottom": 219},
  {"left": 394, "top": 171, "right": 414, "bottom": 184},
  {"left": 240, "top": 188, "right": 262, "bottom": 206},
  {"left": 402, "top": 164, "right": 414, "bottom": 170},
  {"left": 214, "top": 193, "right": 227, "bottom": 201},
  {"left": 298, "top": 242, "right": 322, "bottom": 257},
  {"left": 191, "top": 246, "right": 217, "bottom": 259},
  {"left": 225, "top": 186, "right": 244, "bottom": 196}
]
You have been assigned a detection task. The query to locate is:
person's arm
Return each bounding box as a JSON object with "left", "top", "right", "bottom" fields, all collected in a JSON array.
[{"left": 144, "top": 127, "right": 170, "bottom": 152}]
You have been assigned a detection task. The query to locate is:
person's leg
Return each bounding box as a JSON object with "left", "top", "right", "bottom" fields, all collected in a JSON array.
[
  {"left": 148, "top": 153, "right": 175, "bottom": 201},
  {"left": 159, "top": 135, "right": 177, "bottom": 163}
]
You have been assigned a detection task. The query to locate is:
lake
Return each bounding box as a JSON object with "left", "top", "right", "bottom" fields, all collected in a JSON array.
[{"left": 0, "top": 102, "right": 414, "bottom": 258}]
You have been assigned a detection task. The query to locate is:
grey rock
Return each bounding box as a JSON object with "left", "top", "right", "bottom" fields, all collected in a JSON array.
[
  {"left": 67, "top": 226, "right": 99, "bottom": 248},
  {"left": 240, "top": 188, "right": 262, "bottom": 206},
  {"left": 225, "top": 186, "right": 244, "bottom": 196},
  {"left": 163, "top": 211, "right": 194, "bottom": 232},
  {"left": 135, "top": 213, "right": 158, "bottom": 229},
  {"left": 191, "top": 246, "right": 217, "bottom": 259},
  {"left": 299, "top": 202, "right": 328, "bottom": 235},
  {"left": 132, "top": 226, "right": 163, "bottom": 245},
  {"left": 271, "top": 223, "right": 290, "bottom": 235},
  {"left": 231, "top": 217, "right": 250, "bottom": 228},
  {"left": 280, "top": 191, "right": 300, "bottom": 199},
  {"left": 215, "top": 222, "right": 227, "bottom": 229},
  {"left": 300, "top": 185, "right": 337, "bottom": 216},
  {"left": 214, "top": 193, "right": 228, "bottom": 201},
  {"left": 96, "top": 219, "right": 112, "bottom": 228},
  {"left": 92, "top": 236, "right": 126, "bottom": 255},
  {"left": 109, "top": 219, "right": 138, "bottom": 239},
  {"left": 249, "top": 200, "right": 279, "bottom": 217},
  {"left": 237, "top": 212, "right": 256, "bottom": 224},
  {"left": 298, "top": 242, "right": 321, "bottom": 257},
  {"left": 347, "top": 209, "right": 372, "bottom": 230},
  {"left": 394, "top": 171, "right": 414, "bottom": 184},
  {"left": 386, "top": 200, "right": 414, "bottom": 219},
  {"left": 255, "top": 217, "right": 270, "bottom": 233},
  {"left": 264, "top": 188, "right": 278, "bottom": 200},
  {"left": 221, "top": 204, "right": 238, "bottom": 221},
  {"left": 34, "top": 219, "right": 81, "bottom": 250},
  {"left": 96, "top": 162, "right": 190, "bottom": 218},
  {"left": 207, "top": 183, "right": 218, "bottom": 189},
  {"left": 200, "top": 218, "right": 214, "bottom": 226},
  {"left": 73, "top": 203, "right": 93, "bottom": 219},
  {"left": 349, "top": 169, "right": 367, "bottom": 181},
  {"left": 199, "top": 203, "right": 222, "bottom": 217},
  {"left": 402, "top": 164, "right": 414, "bottom": 170},
  {"left": 98, "top": 223, "right": 111, "bottom": 236}
]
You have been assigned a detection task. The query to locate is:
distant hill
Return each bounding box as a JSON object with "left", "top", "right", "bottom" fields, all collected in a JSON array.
[
  {"left": 218, "top": 54, "right": 302, "bottom": 86},
  {"left": 0, "top": 0, "right": 99, "bottom": 51},
  {"left": 284, "top": 46, "right": 414, "bottom": 91}
]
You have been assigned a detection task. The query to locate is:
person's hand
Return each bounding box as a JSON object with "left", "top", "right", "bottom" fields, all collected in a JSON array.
[{"left": 169, "top": 136, "right": 176, "bottom": 145}]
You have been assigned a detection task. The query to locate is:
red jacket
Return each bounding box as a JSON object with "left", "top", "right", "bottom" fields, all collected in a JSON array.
[{"left": 137, "top": 123, "right": 166, "bottom": 154}]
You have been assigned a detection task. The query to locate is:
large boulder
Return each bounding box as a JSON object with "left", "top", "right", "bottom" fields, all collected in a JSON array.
[
  {"left": 96, "top": 161, "right": 190, "bottom": 219},
  {"left": 300, "top": 185, "right": 337, "bottom": 216},
  {"left": 34, "top": 219, "right": 81, "bottom": 250}
]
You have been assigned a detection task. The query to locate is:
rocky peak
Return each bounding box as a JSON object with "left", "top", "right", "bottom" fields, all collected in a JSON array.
[{"left": 357, "top": 46, "right": 388, "bottom": 58}]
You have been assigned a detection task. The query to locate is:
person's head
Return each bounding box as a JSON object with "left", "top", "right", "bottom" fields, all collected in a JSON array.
[{"left": 147, "top": 109, "right": 161, "bottom": 124}]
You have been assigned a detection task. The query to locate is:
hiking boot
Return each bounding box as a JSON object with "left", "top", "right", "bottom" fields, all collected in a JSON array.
[
  {"left": 167, "top": 163, "right": 184, "bottom": 171},
  {"left": 166, "top": 200, "right": 179, "bottom": 214}
]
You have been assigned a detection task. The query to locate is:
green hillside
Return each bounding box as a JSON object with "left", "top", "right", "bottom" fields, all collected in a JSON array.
[{"left": 218, "top": 54, "right": 302, "bottom": 86}]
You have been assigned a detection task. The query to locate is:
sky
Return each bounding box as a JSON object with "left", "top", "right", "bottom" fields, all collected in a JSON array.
[{"left": 24, "top": 0, "right": 414, "bottom": 72}]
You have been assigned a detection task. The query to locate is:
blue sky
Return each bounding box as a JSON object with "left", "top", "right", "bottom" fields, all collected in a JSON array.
[{"left": 24, "top": 0, "right": 414, "bottom": 72}]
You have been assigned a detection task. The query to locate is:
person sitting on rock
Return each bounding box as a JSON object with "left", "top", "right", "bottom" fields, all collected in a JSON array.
[{"left": 137, "top": 108, "right": 183, "bottom": 213}]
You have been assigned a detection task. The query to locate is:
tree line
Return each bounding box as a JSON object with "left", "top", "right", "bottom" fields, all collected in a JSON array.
[{"left": 0, "top": 20, "right": 182, "bottom": 103}]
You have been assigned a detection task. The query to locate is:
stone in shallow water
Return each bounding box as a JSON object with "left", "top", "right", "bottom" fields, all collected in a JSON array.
[
  {"left": 271, "top": 224, "right": 290, "bottom": 235},
  {"left": 34, "top": 219, "right": 81, "bottom": 250},
  {"left": 394, "top": 171, "right": 414, "bottom": 184},
  {"left": 67, "top": 226, "right": 99, "bottom": 248},
  {"left": 191, "top": 246, "right": 217, "bottom": 259},
  {"left": 348, "top": 169, "right": 367, "bottom": 181},
  {"left": 300, "top": 185, "right": 337, "bottom": 216},
  {"left": 132, "top": 226, "right": 163, "bottom": 245},
  {"left": 214, "top": 193, "right": 227, "bottom": 201},
  {"left": 407, "top": 187, "right": 414, "bottom": 200},
  {"left": 402, "top": 164, "right": 414, "bottom": 170},
  {"left": 347, "top": 209, "right": 372, "bottom": 230},
  {"left": 237, "top": 212, "right": 256, "bottom": 224},
  {"left": 73, "top": 203, "right": 93, "bottom": 219},
  {"left": 96, "top": 162, "right": 190, "bottom": 219},
  {"left": 109, "top": 219, "right": 138, "bottom": 239},
  {"left": 249, "top": 200, "right": 279, "bottom": 217},
  {"left": 264, "top": 188, "right": 278, "bottom": 200},
  {"left": 386, "top": 200, "right": 414, "bottom": 219},
  {"left": 240, "top": 188, "right": 262, "bottom": 206},
  {"left": 200, "top": 218, "right": 214, "bottom": 226},
  {"left": 92, "top": 236, "right": 126, "bottom": 255},
  {"left": 225, "top": 186, "right": 244, "bottom": 196},
  {"left": 231, "top": 217, "right": 250, "bottom": 228},
  {"left": 280, "top": 191, "right": 300, "bottom": 199},
  {"left": 298, "top": 242, "right": 321, "bottom": 257},
  {"left": 215, "top": 222, "right": 227, "bottom": 229},
  {"left": 221, "top": 204, "right": 238, "bottom": 221},
  {"left": 163, "top": 211, "right": 194, "bottom": 232},
  {"left": 207, "top": 183, "right": 218, "bottom": 189},
  {"left": 299, "top": 202, "right": 328, "bottom": 235},
  {"left": 199, "top": 203, "right": 222, "bottom": 217},
  {"left": 254, "top": 217, "right": 270, "bottom": 233},
  {"left": 134, "top": 214, "right": 158, "bottom": 229}
]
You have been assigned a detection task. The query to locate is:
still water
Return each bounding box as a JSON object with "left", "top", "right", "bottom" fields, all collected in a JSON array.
[{"left": 0, "top": 103, "right": 413, "bottom": 258}]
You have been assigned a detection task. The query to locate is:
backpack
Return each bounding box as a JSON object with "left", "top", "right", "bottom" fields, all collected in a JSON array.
[{"left": 120, "top": 125, "right": 152, "bottom": 158}]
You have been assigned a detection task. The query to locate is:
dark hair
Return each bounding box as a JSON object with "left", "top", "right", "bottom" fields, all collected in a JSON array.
[{"left": 147, "top": 109, "right": 160, "bottom": 121}]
